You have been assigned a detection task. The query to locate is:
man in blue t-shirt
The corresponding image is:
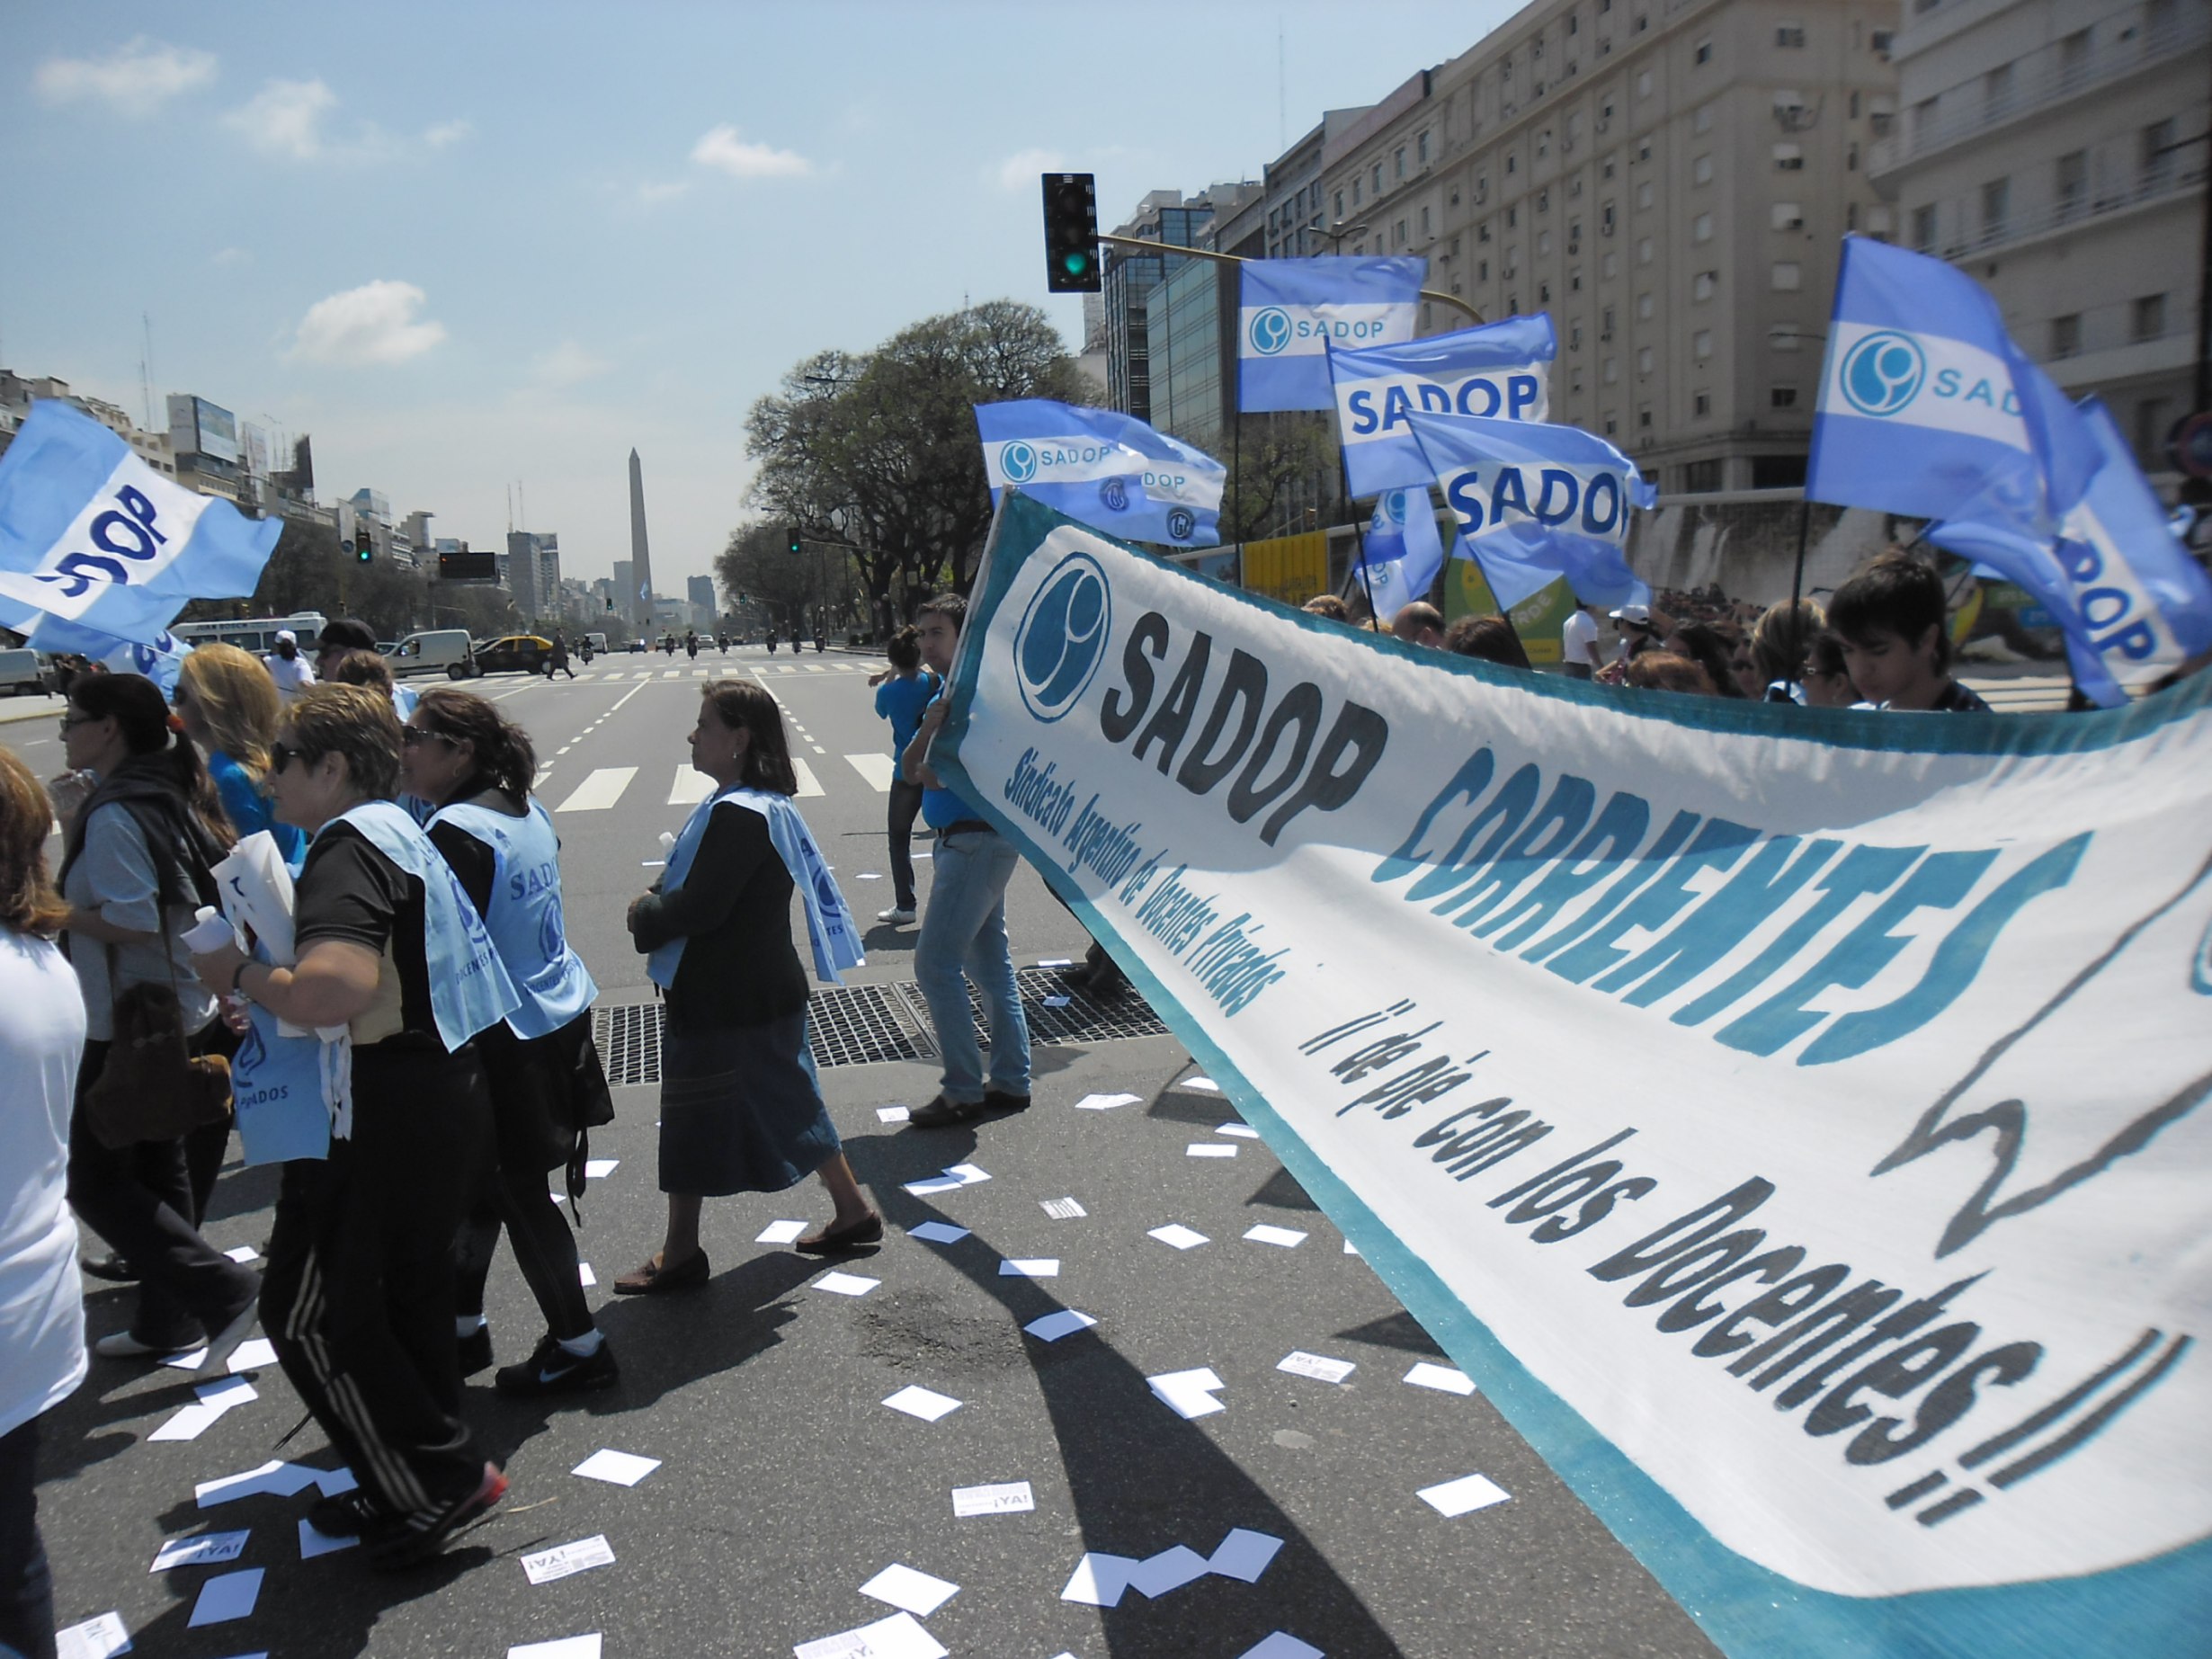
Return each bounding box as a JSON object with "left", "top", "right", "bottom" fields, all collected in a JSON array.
[
  {"left": 902, "top": 593, "right": 1031, "bottom": 1128},
  {"left": 870, "top": 629, "right": 937, "bottom": 925}
]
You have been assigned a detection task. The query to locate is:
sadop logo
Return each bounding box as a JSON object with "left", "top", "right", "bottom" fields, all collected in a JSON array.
[
  {"left": 1167, "top": 508, "right": 1196, "bottom": 541},
  {"left": 1012, "top": 551, "right": 1111, "bottom": 723},
  {"left": 1099, "top": 477, "right": 1129, "bottom": 513},
  {"left": 1839, "top": 331, "right": 1928, "bottom": 417},
  {"left": 1249, "top": 307, "right": 1292, "bottom": 356},
  {"left": 1000, "top": 441, "right": 1039, "bottom": 485}
]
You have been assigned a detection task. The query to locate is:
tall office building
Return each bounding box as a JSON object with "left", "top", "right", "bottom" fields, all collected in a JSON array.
[
  {"left": 506, "top": 531, "right": 561, "bottom": 625},
  {"left": 1872, "top": 0, "right": 2207, "bottom": 475},
  {"left": 1101, "top": 184, "right": 1260, "bottom": 422}
]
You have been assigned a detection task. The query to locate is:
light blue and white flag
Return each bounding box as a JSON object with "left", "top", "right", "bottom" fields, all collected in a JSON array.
[
  {"left": 0, "top": 400, "right": 280, "bottom": 644},
  {"left": 1238, "top": 256, "right": 1426, "bottom": 414},
  {"left": 1355, "top": 488, "right": 1448, "bottom": 618},
  {"left": 1807, "top": 236, "right": 2035, "bottom": 522},
  {"left": 976, "top": 399, "right": 1225, "bottom": 548},
  {"left": 1931, "top": 389, "right": 2212, "bottom": 704},
  {"left": 1327, "top": 315, "right": 1557, "bottom": 497},
  {"left": 1407, "top": 410, "right": 1655, "bottom": 611},
  {"left": 27, "top": 615, "right": 193, "bottom": 696}
]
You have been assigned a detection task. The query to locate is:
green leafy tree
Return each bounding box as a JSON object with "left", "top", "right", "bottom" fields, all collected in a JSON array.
[{"left": 743, "top": 300, "right": 1093, "bottom": 626}]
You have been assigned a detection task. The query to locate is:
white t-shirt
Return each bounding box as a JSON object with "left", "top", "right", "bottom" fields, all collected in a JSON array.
[
  {"left": 266, "top": 653, "right": 316, "bottom": 703},
  {"left": 0, "top": 928, "right": 90, "bottom": 1440},
  {"left": 1561, "top": 608, "right": 1601, "bottom": 669}
]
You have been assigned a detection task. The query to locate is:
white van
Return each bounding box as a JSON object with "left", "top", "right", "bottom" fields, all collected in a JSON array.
[
  {"left": 385, "top": 629, "right": 477, "bottom": 680},
  {"left": 0, "top": 649, "right": 42, "bottom": 696},
  {"left": 584, "top": 632, "right": 608, "bottom": 655}
]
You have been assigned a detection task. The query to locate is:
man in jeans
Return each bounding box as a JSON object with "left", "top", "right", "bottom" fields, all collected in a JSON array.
[{"left": 901, "top": 593, "right": 1031, "bottom": 1128}]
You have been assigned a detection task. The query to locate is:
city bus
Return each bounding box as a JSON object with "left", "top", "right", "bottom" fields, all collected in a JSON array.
[{"left": 170, "top": 612, "right": 328, "bottom": 657}]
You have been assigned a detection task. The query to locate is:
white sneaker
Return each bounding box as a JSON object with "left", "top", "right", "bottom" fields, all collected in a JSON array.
[{"left": 877, "top": 906, "right": 917, "bottom": 925}]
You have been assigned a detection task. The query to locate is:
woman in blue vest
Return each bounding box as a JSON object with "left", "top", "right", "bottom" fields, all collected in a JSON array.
[
  {"left": 617, "top": 680, "right": 875, "bottom": 1292},
  {"left": 188, "top": 685, "right": 520, "bottom": 1569},
  {"left": 399, "top": 687, "right": 615, "bottom": 1398}
]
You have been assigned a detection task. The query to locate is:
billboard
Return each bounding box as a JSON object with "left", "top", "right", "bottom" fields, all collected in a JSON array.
[{"left": 166, "top": 394, "right": 240, "bottom": 466}]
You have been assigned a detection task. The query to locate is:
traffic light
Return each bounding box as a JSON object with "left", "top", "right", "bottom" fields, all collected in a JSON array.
[
  {"left": 1042, "top": 173, "right": 1101, "bottom": 293},
  {"left": 787, "top": 526, "right": 804, "bottom": 556},
  {"left": 356, "top": 533, "right": 372, "bottom": 565}
]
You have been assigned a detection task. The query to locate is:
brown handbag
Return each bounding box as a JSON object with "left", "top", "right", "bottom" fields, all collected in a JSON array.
[{"left": 84, "top": 945, "right": 234, "bottom": 1152}]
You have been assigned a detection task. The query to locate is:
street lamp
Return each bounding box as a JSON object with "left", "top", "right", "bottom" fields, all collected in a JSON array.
[{"left": 1317, "top": 220, "right": 1369, "bottom": 254}]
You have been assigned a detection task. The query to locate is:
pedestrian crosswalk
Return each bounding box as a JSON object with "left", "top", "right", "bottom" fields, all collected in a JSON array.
[
  {"left": 558, "top": 760, "right": 842, "bottom": 814},
  {"left": 534, "top": 660, "right": 874, "bottom": 683}
]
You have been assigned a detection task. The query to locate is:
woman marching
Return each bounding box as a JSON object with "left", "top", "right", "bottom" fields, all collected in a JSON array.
[
  {"left": 188, "top": 686, "right": 520, "bottom": 1568},
  {"left": 617, "top": 680, "right": 873, "bottom": 1291},
  {"left": 58, "top": 673, "right": 261, "bottom": 1368},
  {"left": 398, "top": 687, "right": 616, "bottom": 1397}
]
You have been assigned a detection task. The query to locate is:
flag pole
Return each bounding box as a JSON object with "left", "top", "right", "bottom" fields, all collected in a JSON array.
[
  {"left": 1788, "top": 494, "right": 1811, "bottom": 619},
  {"left": 1339, "top": 444, "right": 1381, "bottom": 631}
]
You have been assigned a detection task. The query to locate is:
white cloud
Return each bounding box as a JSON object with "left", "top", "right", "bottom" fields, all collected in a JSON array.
[
  {"left": 424, "top": 118, "right": 472, "bottom": 148},
  {"left": 289, "top": 281, "right": 447, "bottom": 366},
  {"left": 34, "top": 37, "right": 216, "bottom": 111},
  {"left": 533, "top": 341, "right": 611, "bottom": 387},
  {"left": 690, "top": 124, "right": 812, "bottom": 180},
  {"left": 226, "top": 77, "right": 338, "bottom": 159},
  {"left": 995, "top": 147, "right": 1070, "bottom": 191},
  {"left": 210, "top": 246, "right": 251, "bottom": 267}
]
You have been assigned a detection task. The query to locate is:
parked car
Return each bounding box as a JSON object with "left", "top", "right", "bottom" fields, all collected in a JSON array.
[
  {"left": 471, "top": 634, "right": 555, "bottom": 675},
  {"left": 629, "top": 638, "right": 647, "bottom": 654},
  {"left": 385, "top": 629, "right": 477, "bottom": 680},
  {"left": 0, "top": 648, "right": 44, "bottom": 697}
]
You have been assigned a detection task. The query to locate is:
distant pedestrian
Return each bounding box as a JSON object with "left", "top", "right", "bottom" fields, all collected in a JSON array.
[
  {"left": 904, "top": 594, "right": 1031, "bottom": 1130},
  {"left": 1561, "top": 596, "right": 1604, "bottom": 680},
  {"left": 264, "top": 629, "right": 316, "bottom": 705},
  {"left": 684, "top": 631, "right": 699, "bottom": 661},
  {"left": 549, "top": 633, "right": 575, "bottom": 679},
  {"left": 619, "top": 682, "right": 877, "bottom": 1288},
  {"left": 870, "top": 627, "right": 936, "bottom": 927}
]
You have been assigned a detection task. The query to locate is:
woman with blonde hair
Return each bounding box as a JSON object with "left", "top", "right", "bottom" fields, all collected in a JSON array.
[
  {"left": 0, "top": 746, "right": 89, "bottom": 1658},
  {"left": 174, "top": 644, "right": 303, "bottom": 864}
]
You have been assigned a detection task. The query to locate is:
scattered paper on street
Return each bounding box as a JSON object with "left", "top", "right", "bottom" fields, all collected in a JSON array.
[
  {"left": 792, "top": 1610, "right": 949, "bottom": 1659},
  {"left": 1147, "top": 1366, "right": 1226, "bottom": 1419},
  {"left": 1070, "top": 1092, "right": 1139, "bottom": 1111},
  {"left": 877, "top": 1106, "right": 910, "bottom": 1123},
  {"left": 1146, "top": 1224, "right": 1209, "bottom": 1251},
  {"left": 1059, "top": 1551, "right": 1137, "bottom": 1608},
  {"left": 196, "top": 1460, "right": 324, "bottom": 1507},
  {"left": 1182, "top": 1077, "right": 1221, "bottom": 1092},
  {"left": 1208, "top": 1527, "right": 1286, "bottom": 1583},
  {"left": 571, "top": 1449, "right": 660, "bottom": 1486},
  {"left": 1419, "top": 1472, "right": 1512, "bottom": 1517},
  {"left": 186, "top": 1566, "right": 264, "bottom": 1626},
  {"left": 907, "top": 1221, "right": 968, "bottom": 1244},
  {"left": 578, "top": 1262, "right": 596, "bottom": 1287},
  {"left": 1215, "top": 1123, "right": 1260, "bottom": 1139},
  {"left": 150, "top": 1530, "right": 249, "bottom": 1572},
  {"left": 1022, "top": 1309, "right": 1097, "bottom": 1342},
  {"left": 951, "top": 1480, "right": 1034, "bottom": 1517},
  {"left": 1244, "top": 1226, "right": 1307, "bottom": 1248},
  {"left": 1186, "top": 1143, "right": 1237, "bottom": 1159},
  {"left": 150, "top": 1376, "right": 259, "bottom": 1442},
  {"left": 223, "top": 1244, "right": 261, "bottom": 1263},
  {"left": 858, "top": 1562, "right": 960, "bottom": 1617},
  {"left": 54, "top": 1612, "right": 129, "bottom": 1659},
  {"left": 507, "top": 1637, "right": 602, "bottom": 1659},
  {"left": 1277, "top": 1351, "right": 1356, "bottom": 1385},
  {"left": 812, "top": 1271, "right": 880, "bottom": 1297},
  {"left": 298, "top": 1517, "right": 357, "bottom": 1559},
  {"left": 522, "top": 1536, "right": 618, "bottom": 1586},
  {"left": 1404, "top": 1361, "right": 1476, "bottom": 1396},
  {"left": 883, "top": 1385, "right": 963, "bottom": 1423},
  {"left": 1128, "top": 1544, "right": 1211, "bottom": 1598},
  {"left": 1040, "top": 1196, "right": 1085, "bottom": 1219},
  {"left": 998, "top": 1257, "right": 1058, "bottom": 1277},
  {"left": 755, "top": 1219, "right": 807, "bottom": 1244},
  {"left": 1236, "top": 1635, "right": 1323, "bottom": 1659},
  {"left": 583, "top": 1159, "right": 619, "bottom": 1178}
]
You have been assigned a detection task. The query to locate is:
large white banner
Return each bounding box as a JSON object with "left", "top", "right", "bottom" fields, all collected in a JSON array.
[{"left": 933, "top": 492, "right": 2212, "bottom": 1656}]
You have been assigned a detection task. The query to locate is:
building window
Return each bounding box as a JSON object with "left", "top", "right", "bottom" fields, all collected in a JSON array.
[
  {"left": 2135, "top": 293, "right": 2168, "bottom": 341},
  {"left": 1508, "top": 205, "right": 1519, "bottom": 228},
  {"left": 1694, "top": 391, "right": 1712, "bottom": 415},
  {"left": 2050, "top": 314, "right": 2082, "bottom": 357},
  {"left": 1773, "top": 142, "right": 1804, "bottom": 170},
  {"left": 1539, "top": 229, "right": 1552, "bottom": 255},
  {"left": 1639, "top": 406, "right": 1654, "bottom": 428},
  {"left": 1771, "top": 201, "right": 1803, "bottom": 230},
  {"left": 1538, "top": 187, "right": 1550, "bottom": 212},
  {"left": 1601, "top": 201, "right": 1616, "bottom": 233},
  {"left": 1981, "top": 177, "right": 2009, "bottom": 241},
  {"left": 1506, "top": 245, "right": 1520, "bottom": 274},
  {"left": 1539, "top": 129, "right": 1552, "bottom": 158},
  {"left": 1334, "top": 191, "right": 1344, "bottom": 219},
  {"left": 1478, "top": 259, "right": 1489, "bottom": 281},
  {"left": 1604, "top": 356, "right": 1619, "bottom": 383},
  {"left": 1352, "top": 178, "right": 1362, "bottom": 207},
  {"left": 1694, "top": 154, "right": 1713, "bottom": 185},
  {"left": 1478, "top": 219, "right": 1492, "bottom": 242},
  {"left": 1683, "top": 459, "right": 1724, "bottom": 492},
  {"left": 1772, "top": 261, "right": 1803, "bottom": 290},
  {"left": 1693, "top": 330, "right": 1714, "bottom": 360},
  {"left": 1638, "top": 236, "right": 1655, "bottom": 264},
  {"left": 1507, "top": 151, "right": 1519, "bottom": 174},
  {"left": 1695, "top": 39, "right": 1712, "bottom": 64},
  {"left": 1771, "top": 385, "right": 1798, "bottom": 408},
  {"left": 1602, "top": 252, "right": 1619, "bottom": 278},
  {"left": 1912, "top": 202, "right": 1938, "bottom": 252},
  {"left": 1570, "top": 322, "right": 1583, "bottom": 350},
  {"left": 1769, "top": 323, "right": 1802, "bottom": 351},
  {"left": 1694, "top": 103, "right": 1714, "bottom": 135},
  {"left": 1539, "top": 281, "right": 1552, "bottom": 302},
  {"left": 1602, "top": 156, "right": 1617, "bottom": 179},
  {"left": 1394, "top": 219, "right": 1407, "bottom": 247},
  {"left": 2143, "top": 118, "right": 2177, "bottom": 189},
  {"left": 1395, "top": 147, "right": 1406, "bottom": 180},
  {"left": 1637, "top": 69, "right": 1653, "bottom": 97},
  {"left": 1693, "top": 271, "right": 1717, "bottom": 300},
  {"left": 2056, "top": 150, "right": 2087, "bottom": 220},
  {"left": 1871, "top": 29, "right": 1893, "bottom": 52},
  {"left": 1638, "top": 346, "right": 1655, "bottom": 374},
  {"left": 2136, "top": 397, "right": 2176, "bottom": 468},
  {"left": 1601, "top": 306, "right": 1615, "bottom": 337},
  {"left": 1637, "top": 138, "right": 1652, "bottom": 163},
  {"left": 1420, "top": 205, "right": 1432, "bottom": 236},
  {"left": 1418, "top": 130, "right": 1431, "bottom": 166},
  {"left": 1692, "top": 212, "right": 1714, "bottom": 242},
  {"left": 1605, "top": 414, "right": 1619, "bottom": 434},
  {"left": 1637, "top": 181, "right": 1655, "bottom": 210},
  {"left": 1776, "top": 22, "right": 1806, "bottom": 47}
]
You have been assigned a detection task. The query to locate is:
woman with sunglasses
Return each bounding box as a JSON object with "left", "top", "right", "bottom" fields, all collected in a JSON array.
[
  {"left": 58, "top": 674, "right": 262, "bottom": 1369},
  {"left": 188, "top": 685, "right": 520, "bottom": 1568},
  {"left": 397, "top": 688, "right": 614, "bottom": 1399}
]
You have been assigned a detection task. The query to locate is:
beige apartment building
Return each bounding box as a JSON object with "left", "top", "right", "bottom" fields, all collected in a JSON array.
[
  {"left": 1869, "top": 0, "right": 2208, "bottom": 477},
  {"left": 1316, "top": 0, "right": 1902, "bottom": 493}
]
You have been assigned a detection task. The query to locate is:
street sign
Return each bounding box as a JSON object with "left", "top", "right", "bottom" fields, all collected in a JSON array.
[{"left": 2168, "top": 410, "right": 2212, "bottom": 478}]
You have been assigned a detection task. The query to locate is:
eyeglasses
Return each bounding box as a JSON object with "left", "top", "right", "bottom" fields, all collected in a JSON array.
[
  {"left": 400, "top": 727, "right": 459, "bottom": 749},
  {"left": 58, "top": 711, "right": 97, "bottom": 733},
  {"left": 269, "top": 742, "right": 311, "bottom": 774}
]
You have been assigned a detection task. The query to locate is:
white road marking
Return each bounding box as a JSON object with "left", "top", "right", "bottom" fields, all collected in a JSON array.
[
  {"left": 667, "top": 767, "right": 713, "bottom": 806},
  {"left": 661, "top": 670, "right": 683, "bottom": 680},
  {"left": 792, "top": 759, "right": 824, "bottom": 798},
  {"left": 554, "top": 767, "right": 636, "bottom": 812},
  {"left": 844, "top": 754, "right": 896, "bottom": 791}
]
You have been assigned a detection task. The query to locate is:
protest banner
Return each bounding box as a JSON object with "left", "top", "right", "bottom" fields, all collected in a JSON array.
[{"left": 932, "top": 489, "right": 2211, "bottom": 1657}]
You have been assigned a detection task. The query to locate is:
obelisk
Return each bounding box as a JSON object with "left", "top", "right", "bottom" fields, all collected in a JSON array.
[{"left": 628, "top": 448, "right": 656, "bottom": 629}]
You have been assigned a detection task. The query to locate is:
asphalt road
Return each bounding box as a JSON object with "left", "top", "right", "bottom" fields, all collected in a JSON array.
[{"left": 15, "top": 645, "right": 1721, "bottom": 1659}]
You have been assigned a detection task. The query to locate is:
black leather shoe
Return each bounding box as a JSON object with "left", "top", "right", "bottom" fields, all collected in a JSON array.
[
  {"left": 909, "top": 1095, "right": 986, "bottom": 1128},
  {"left": 983, "top": 1088, "right": 1032, "bottom": 1113},
  {"left": 795, "top": 1211, "right": 885, "bottom": 1255},
  {"left": 81, "top": 1253, "right": 139, "bottom": 1283}
]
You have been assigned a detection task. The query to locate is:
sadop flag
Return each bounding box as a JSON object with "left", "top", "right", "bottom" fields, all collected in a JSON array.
[
  {"left": 30, "top": 614, "right": 193, "bottom": 697},
  {"left": 1355, "top": 487, "right": 1448, "bottom": 619},
  {"left": 1406, "top": 410, "right": 1655, "bottom": 611},
  {"left": 1238, "top": 256, "right": 1425, "bottom": 414},
  {"left": 975, "top": 399, "right": 1225, "bottom": 548},
  {"left": 1327, "top": 315, "right": 1557, "bottom": 497},
  {"left": 0, "top": 399, "right": 280, "bottom": 644}
]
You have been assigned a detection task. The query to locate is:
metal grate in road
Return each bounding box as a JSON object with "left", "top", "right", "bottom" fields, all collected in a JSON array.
[{"left": 592, "top": 968, "right": 1165, "bottom": 1087}]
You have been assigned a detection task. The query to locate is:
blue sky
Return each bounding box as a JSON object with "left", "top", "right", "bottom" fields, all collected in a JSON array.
[{"left": 2, "top": 2, "right": 1514, "bottom": 595}]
